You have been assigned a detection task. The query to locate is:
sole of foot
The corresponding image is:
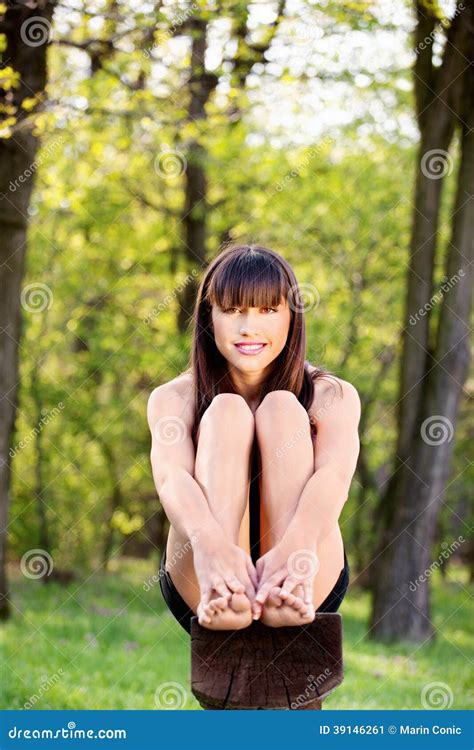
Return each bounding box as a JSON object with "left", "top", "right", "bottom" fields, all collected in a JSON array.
[
  {"left": 260, "top": 584, "right": 315, "bottom": 627},
  {"left": 197, "top": 591, "right": 253, "bottom": 630}
]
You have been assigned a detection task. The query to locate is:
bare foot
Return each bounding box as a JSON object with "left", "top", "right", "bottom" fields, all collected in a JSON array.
[
  {"left": 260, "top": 584, "right": 315, "bottom": 627},
  {"left": 197, "top": 589, "right": 253, "bottom": 630}
]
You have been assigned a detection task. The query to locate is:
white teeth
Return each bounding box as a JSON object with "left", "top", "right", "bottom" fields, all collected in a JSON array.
[{"left": 237, "top": 344, "right": 264, "bottom": 350}]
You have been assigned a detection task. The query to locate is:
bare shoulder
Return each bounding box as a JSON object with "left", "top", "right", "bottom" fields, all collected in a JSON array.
[
  {"left": 307, "top": 367, "right": 360, "bottom": 479},
  {"left": 307, "top": 365, "right": 361, "bottom": 425},
  {"left": 146, "top": 371, "right": 195, "bottom": 432},
  {"left": 147, "top": 372, "right": 196, "bottom": 489}
]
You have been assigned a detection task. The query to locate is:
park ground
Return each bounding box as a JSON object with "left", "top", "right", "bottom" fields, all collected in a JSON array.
[{"left": 2, "top": 558, "right": 472, "bottom": 710}]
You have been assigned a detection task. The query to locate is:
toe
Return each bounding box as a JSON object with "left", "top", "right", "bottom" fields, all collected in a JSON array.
[
  {"left": 303, "top": 604, "right": 315, "bottom": 620},
  {"left": 266, "top": 587, "right": 283, "bottom": 607},
  {"left": 197, "top": 607, "right": 212, "bottom": 624},
  {"left": 230, "top": 593, "right": 251, "bottom": 614}
]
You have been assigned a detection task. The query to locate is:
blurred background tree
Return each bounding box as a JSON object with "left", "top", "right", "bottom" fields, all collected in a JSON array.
[{"left": 0, "top": 0, "right": 472, "bottom": 647}]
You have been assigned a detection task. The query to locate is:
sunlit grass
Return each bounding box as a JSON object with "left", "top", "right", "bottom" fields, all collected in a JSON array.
[{"left": 2, "top": 558, "right": 472, "bottom": 710}]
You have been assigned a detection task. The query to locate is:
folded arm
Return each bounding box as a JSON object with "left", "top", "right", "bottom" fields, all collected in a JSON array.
[
  {"left": 147, "top": 384, "right": 222, "bottom": 545},
  {"left": 147, "top": 384, "right": 259, "bottom": 609},
  {"left": 283, "top": 379, "right": 361, "bottom": 548}
]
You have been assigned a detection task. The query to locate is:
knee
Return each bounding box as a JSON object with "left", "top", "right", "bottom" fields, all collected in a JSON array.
[
  {"left": 255, "top": 390, "right": 307, "bottom": 427},
  {"left": 202, "top": 394, "right": 254, "bottom": 433}
]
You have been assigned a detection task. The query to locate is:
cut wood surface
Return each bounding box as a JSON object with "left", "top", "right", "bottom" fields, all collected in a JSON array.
[{"left": 191, "top": 614, "right": 344, "bottom": 710}]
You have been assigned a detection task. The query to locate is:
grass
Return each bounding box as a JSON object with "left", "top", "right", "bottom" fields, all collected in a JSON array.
[{"left": 1, "top": 556, "right": 472, "bottom": 710}]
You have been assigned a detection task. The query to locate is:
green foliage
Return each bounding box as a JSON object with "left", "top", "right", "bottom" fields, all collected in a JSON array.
[
  {"left": 6, "top": 0, "right": 471, "bottom": 586},
  {"left": 9, "top": 116, "right": 470, "bottom": 570}
]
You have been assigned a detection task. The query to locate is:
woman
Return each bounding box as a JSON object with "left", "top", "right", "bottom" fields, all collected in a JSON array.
[{"left": 147, "top": 243, "right": 361, "bottom": 633}]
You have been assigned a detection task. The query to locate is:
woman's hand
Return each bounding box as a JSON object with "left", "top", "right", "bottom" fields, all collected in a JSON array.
[
  {"left": 192, "top": 532, "right": 259, "bottom": 614},
  {"left": 254, "top": 532, "right": 320, "bottom": 616}
]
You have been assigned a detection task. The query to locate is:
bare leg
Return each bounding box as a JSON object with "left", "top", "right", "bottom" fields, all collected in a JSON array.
[
  {"left": 165, "top": 394, "right": 255, "bottom": 630},
  {"left": 255, "top": 390, "right": 345, "bottom": 627},
  {"left": 194, "top": 394, "right": 254, "bottom": 542}
]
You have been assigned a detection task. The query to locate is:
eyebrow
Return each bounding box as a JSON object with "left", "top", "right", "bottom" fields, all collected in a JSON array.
[{"left": 221, "top": 301, "right": 282, "bottom": 307}]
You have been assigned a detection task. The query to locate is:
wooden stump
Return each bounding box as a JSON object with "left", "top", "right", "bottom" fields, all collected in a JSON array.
[{"left": 190, "top": 613, "right": 343, "bottom": 710}]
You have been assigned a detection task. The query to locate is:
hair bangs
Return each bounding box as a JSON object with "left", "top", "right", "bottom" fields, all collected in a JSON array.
[
  {"left": 188, "top": 241, "right": 342, "bottom": 447},
  {"left": 206, "top": 250, "right": 288, "bottom": 310}
]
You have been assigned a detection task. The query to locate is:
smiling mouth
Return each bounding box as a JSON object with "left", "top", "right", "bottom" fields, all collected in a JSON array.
[{"left": 234, "top": 343, "right": 268, "bottom": 355}]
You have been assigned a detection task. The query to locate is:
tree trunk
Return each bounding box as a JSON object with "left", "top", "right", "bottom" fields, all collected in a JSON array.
[
  {"left": 0, "top": 1, "right": 55, "bottom": 619},
  {"left": 175, "top": 7, "right": 285, "bottom": 331},
  {"left": 102, "top": 482, "right": 123, "bottom": 569},
  {"left": 370, "top": 4, "right": 473, "bottom": 640},
  {"left": 176, "top": 18, "right": 217, "bottom": 333},
  {"left": 88, "top": 434, "right": 122, "bottom": 570},
  {"left": 32, "top": 380, "right": 51, "bottom": 557}
]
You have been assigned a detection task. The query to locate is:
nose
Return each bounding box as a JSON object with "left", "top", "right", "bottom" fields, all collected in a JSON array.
[{"left": 239, "top": 310, "right": 261, "bottom": 336}]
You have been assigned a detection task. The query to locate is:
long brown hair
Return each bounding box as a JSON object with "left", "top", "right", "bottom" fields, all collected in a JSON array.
[{"left": 183, "top": 243, "right": 342, "bottom": 447}]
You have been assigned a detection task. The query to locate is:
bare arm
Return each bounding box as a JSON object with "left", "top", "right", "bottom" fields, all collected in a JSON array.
[
  {"left": 284, "top": 379, "right": 361, "bottom": 546},
  {"left": 147, "top": 384, "right": 221, "bottom": 546},
  {"left": 147, "top": 383, "right": 258, "bottom": 610},
  {"left": 254, "top": 379, "right": 361, "bottom": 609}
]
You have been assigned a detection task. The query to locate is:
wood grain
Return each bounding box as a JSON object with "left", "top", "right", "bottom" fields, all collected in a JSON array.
[{"left": 191, "top": 613, "right": 344, "bottom": 710}]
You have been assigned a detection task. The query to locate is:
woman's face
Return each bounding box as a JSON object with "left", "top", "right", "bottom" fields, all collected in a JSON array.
[{"left": 210, "top": 295, "right": 291, "bottom": 375}]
